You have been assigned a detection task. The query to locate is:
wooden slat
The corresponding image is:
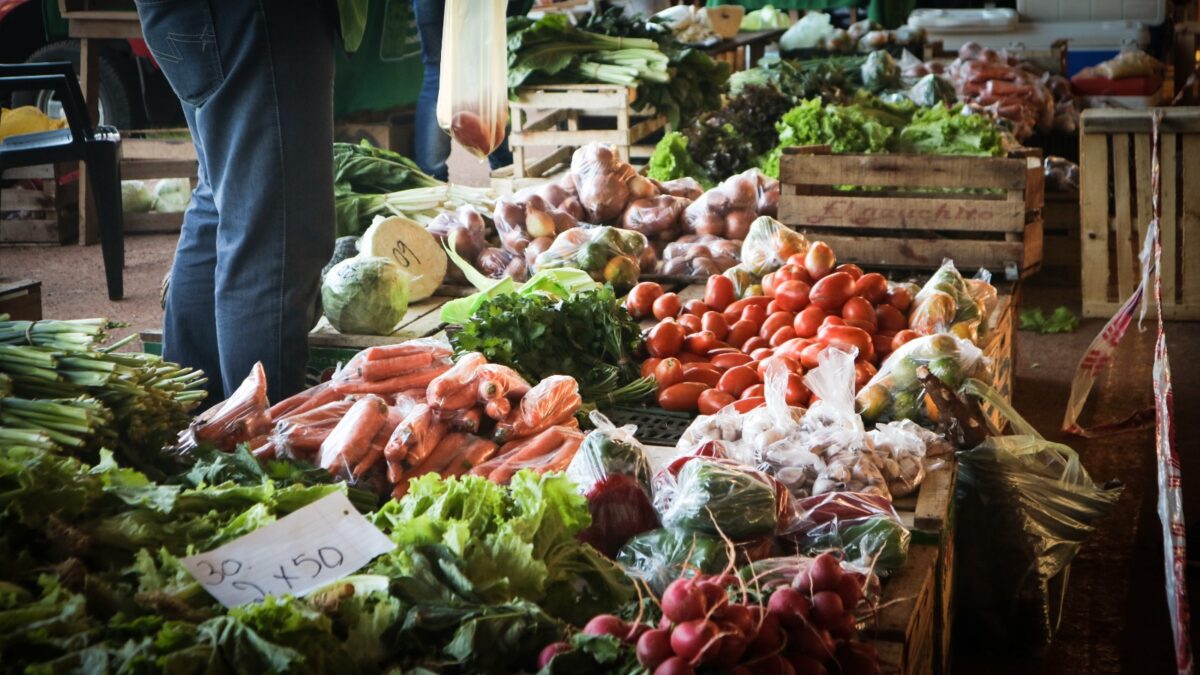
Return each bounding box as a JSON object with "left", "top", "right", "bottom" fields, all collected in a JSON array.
[
  {"left": 779, "top": 152, "right": 1028, "bottom": 191},
  {"left": 780, "top": 195, "right": 1027, "bottom": 233},
  {"left": 1081, "top": 107, "right": 1200, "bottom": 134},
  {"left": 1161, "top": 135, "right": 1178, "bottom": 303},
  {"left": 0, "top": 219, "right": 66, "bottom": 244},
  {"left": 913, "top": 466, "right": 954, "bottom": 533},
  {"left": 1080, "top": 132, "right": 1111, "bottom": 309},
  {"left": 1024, "top": 155, "right": 1044, "bottom": 209},
  {"left": 121, "top": 138, "right": 197, "bottom": 161},
  {"left": 124, "top": 211, "right": 183, "bottom": 233},
  {"left": 0, "top": 188, "right": 55, "bottom": 211},
  {"left": 792, "top": 232, "right": 1029, "bottom": 273},
  {"left": 511, "top": 127, "right": 638, "bottom": 148},
  {"left": 1182, "top": 135, "right": 1200, "bottom": 306},
  {"left": 519, "top": 108, "right": 570, "bottom": 134},
  {"left": 0, "top": 165, "right": 56, "bottom": 180},
  {"left": 873, "top": 545, "right": 937, "bottom": 639},
  {"left": 1111, "top": 134, "right": 1136, "bottom": 299},
  {"left": 512, "top": 89, "right": 633, "bottom": 110},
  {"left": 121, "top": 160, "right": 198, "bottom": 181}
]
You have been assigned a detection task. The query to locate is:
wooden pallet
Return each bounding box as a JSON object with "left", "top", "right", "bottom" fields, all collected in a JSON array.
[
  {"left": 492, "top": 83, "right": 667, "bottom": 194},
  {"left": 0, "top": 164, "right": 78, "bottom": 245},
  {"left": 1079, "top": 108, "right": 1200, "bottom": 320},
  {"left": 778, "top": 146, "right": 1045, "bottom": 280}
]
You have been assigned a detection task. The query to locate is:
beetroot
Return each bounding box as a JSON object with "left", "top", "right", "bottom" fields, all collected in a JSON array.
[
  {"left": 768, "top": 586, "right": 811, "bottom": 626},
  {"left": 810, "top": 591, "right": 845, "bottom": 629},
  {"left": 719, "top": 603, "right": 754, "bottom": 637},
  {"left": 809, "top": 553, "right": 842, "bottom": 593},
  {"left": 709, "top": 625, "right": 749, "bottom": 668},
  {"left": 577, "top": 475, "right": 659, "bottom": 557},
  {"left": 748, "top": 612, "right": 784, "bottom": 653},
  {"left": 638, "top": 628, "right": 675, "bottom": 669},
  {"left": 791, "top": 624, "right": 836, "bottom": 661},
  {"left": 655, "top": 656, "right": 696, "bottom": 675},
  {"left": 697, "top": 581, "right": 729, "bottom": 614},
  {"left": 583, "top": 614, "right": 628, "bottom": 638},
  {"left": 836, "top": 573, "right": 863, "bottom": 610},
  {"left": 625, "top": 622, "right": 650, "bottom": 644},
  {"left": 537, "top": 642, "right": 571, "bottom": 669},
  {"left": 662, "top": 579, "right": 707, "bottom": 623},
  {"left": 670, "top": 619, "right": 720, "bottom": 663}
]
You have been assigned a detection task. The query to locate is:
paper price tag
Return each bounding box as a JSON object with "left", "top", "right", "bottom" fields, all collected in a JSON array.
[{"left": 182, "top": 492, "right": 395, "bottom": 608}]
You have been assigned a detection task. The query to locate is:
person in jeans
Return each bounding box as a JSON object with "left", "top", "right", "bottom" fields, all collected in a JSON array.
[
  {"left": 136, "top": 0, "right": 362, "bottom": 405},
  {"left": 411, "top": 0, "right": 528, "bottom": 180}
]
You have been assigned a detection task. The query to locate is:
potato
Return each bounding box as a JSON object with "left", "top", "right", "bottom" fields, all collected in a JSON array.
[{"left": 726, "top": 209, "right": 754, "bottom": 240}]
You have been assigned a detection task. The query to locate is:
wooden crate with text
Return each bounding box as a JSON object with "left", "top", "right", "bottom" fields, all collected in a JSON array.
[{"left": 1, "top": 163, "right": 78, "bottom": 245}]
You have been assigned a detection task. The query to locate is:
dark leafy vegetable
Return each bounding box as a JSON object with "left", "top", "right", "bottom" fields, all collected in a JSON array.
[
  {"left": 1019, "top": 306, "right": 1080, "bottom": 334},
  {"left": 332, "top": 141, "right": 441, "bottom": 236}
]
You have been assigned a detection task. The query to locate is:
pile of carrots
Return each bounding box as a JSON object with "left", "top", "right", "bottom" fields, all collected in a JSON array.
[{"left": 185, "top": 339, "right": 584, "bottom": 499}]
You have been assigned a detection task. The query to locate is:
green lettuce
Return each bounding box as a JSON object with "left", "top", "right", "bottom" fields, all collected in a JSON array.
[{"left": 647, "top": 132, "right": 713, "bottom": 187}]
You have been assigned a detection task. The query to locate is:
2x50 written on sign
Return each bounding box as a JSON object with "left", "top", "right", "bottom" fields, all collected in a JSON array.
[{"left": 193, "top": 546, "right": 346, "bottom": 600}]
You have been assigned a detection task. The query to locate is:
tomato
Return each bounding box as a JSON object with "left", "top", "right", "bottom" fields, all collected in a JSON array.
[
  {"left": 871, "top": 333, "right": 895, "bottom": 361},
  {"left": 750, "top": 347, "right": 773, "bottom": 361},
  {"left": 742, "top": 336, "right": 770, "bottom": 353},
  {"left": 821, "top": 315, "right": 845, "bottom": 330},
  {"left": 759, "top": 312, "right": 796, "bottom": 340},
  {"left": 684, "top": 330, "right": 719, "bottom": 355},
  {"left": 804, "top": 242, "right": 837, "bottom": 280},
  {"left": 834, "top": 263, "right": 864, "bottom": 280},
  {"left": 742, "top": 384, "right": 766, "bottom": 399},
  {"left": 704, "top": 275, "right": 736, "bottom": 311},
  {"left": 678, "top": 313, "right": 702, "bottom": 334},
  {"left": 875, "top": 304, "right": 907, "bottom": 332},
  {"left": 717, "top": 365, "right": 759, "bottom": 397},
  {"left": 775, "top": 337, "right": 814, "bottom": 362},
  {"left": 701, "top": 312, "right": 729, "bottom": 340},
  {"left": 799, "top": 342, "right": 827, "bottom": 369},
  {"left": 726, "top": 320, "right": 757, "bottom": 349},
  {"left": 818, "top": 325, "right": 874, "bottom": 362},
  {"left": 722, "top": 296, "right": 771, "bottom": 324},
  {"left": 733, "top": 396, "right": 766, "bottom": 412},
  {"left": 652, "top": 292, "right": 682, "bottom": 320},
  {"left": 854, "top": 273, "right": 888, "bottom": 304},
  {"left": 887, "top": 285, "right": 913, "bottom": 312},
  {"left": 765, "top": 300, "right": 782, "bottom": 314},
  {"left": 640, "top": 357, "right": 662, "bottom": 379},
  {"left": 786, "top": 252, "right": 807, "bottom": 268},
  {"left": 809, "top": 272, "right": 855, "bottom": 313},
  {"left": 678, "top": 351, "right": 707, "bottom": 364},
  {"left": 854, "top": 360, "right": 877, "bottom": 390},
  {"left": 786, "top": 373, "right": 811, "bottom": 407},
  {"left": 841, "top": 297, "right": 877, "bottom": 328},
  {"left": 624, "top": 282, "right": 664, "bottom": 319},
  {"left": 653, "top": 357, "right": 685, "bottom": 389},
  {"left": 657, "top": 382, "right": 709, "bottom": 412},
  {"left": 757, "top": 355, "right": 799, "bottom": 378},
  {"left": 683, "top": 299, "right": 710, "bottom": 317},
  {"left": 761, "top": 271, "right": 780, "bottom": 298},
  {"left": 844, "top": 318, "right": 877, "bottom": 334},
  {"left": 892, "top": 329, "right": 920, "bottom": 351},
  {"left": 698, "top": 388, "right": 737, "bottom": 415},
  {"left": 774, "top": 280, "right": 812, "bottom": 312},
  {"left": 794, "top": 306, "right": 826, "bottom": 338},
  {"left": 711, "top": 352, "right": 753, "bottom": 370},
  {"left": 646, "top": 321, "right": 684, "bottom": 358},
  {"left": 769, "top": 325, "right": 797, "bottom": 348},
  {"left": 741, "top": 303, "right": 767, "bottom": 329},
  {"left": 683, "top": 365, "right": 721, "bottom": 387},
  {"left": 777, "top": 263, "right": 813, "bottom": 285}
]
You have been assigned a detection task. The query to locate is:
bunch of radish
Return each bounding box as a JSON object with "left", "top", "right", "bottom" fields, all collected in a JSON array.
[
  {"left": 538, "top": 552, "right": 882, "bottom": 675},
  {"left": 628, "top": 241, "right": 922, "bottom": 414}
]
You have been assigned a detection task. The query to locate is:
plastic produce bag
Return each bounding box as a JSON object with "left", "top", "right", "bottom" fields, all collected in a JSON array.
[
  {"left": 476, "top": 247, "right": 528, "bottom": 281},
  {"left": 469, "top": 424, "right": 584, "bottom": 484},
  {"left": 861, "top": 50, "right": 900, "bottom": 92},
  {"left": 780, "top": 11, "right": 832, "bottom": 51},
  {"left": 956, "top": 393, "right": 1122, "bottom": 651},
  {"left": 1043, "top": 156, "right": 1080, "bottom": 193},
  {"left": 321, "top": 256, "right": 411, "bottom": 335},
  {"left": 787, "top": 491, "right": 910, "bottom": 573},
  {"left": 867, "top": 419, "right": 945, "bottom": 496},
  {"left": 661, "top": 235, "right": 741, "bottom": 277},
  {"left": 738, "top": 215, "right": 810, "bottom": 276},
  {"left": 655, "top": 456, "right": 791, "bottom": 540},
  {"left": 617, "top": 528, "right": 732, "bottom": 593},
  {"left": 907, "top": 74, "right": 956, "bottom": 107},
  {"left": 270, "top": 399, "right": 354, "bottom": 461},
  {"left": 493, "top": 185, "right": 581, "bottom": 256},
  {"left": 910, "top": 260, "right": 987, "bottom": 342},
  {"left": 682, "top": 169, "right": 780, "bottom": 240},
  {"left": 740, "top": 555, "right": 881, "bottom": 610},
  {"left": 857, "top": 333, "right": 987, "bottom": 425},
  {"left": 532, "top": 226, "right": 647, "bottom": 287},
  {"left": 180, "top": 362, "right": 271, "bottom": 452},
  {"left": 436, "top": 0, "right": 507, "bottom": 157},
  {"left": 569, "top": 412, "right": 659, "bottom": 557},
  {"left": 621, "top": 194, "right": 689, "bottom": 242},
  {"left": 427, "top": 206, "right": 487, "bottom": 283},
  {"left": 653, "top": 177, "right": 704, "bottom": 200},
  {"left": 569, "top": 144, "right": 647, "bottom": 224}
]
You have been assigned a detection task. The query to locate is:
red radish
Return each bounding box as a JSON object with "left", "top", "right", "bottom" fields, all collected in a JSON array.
[
  {"left": 810, "top": 591, "right": 845, "bottom": 629},
  {"left": 538, "top": 642, "right": 571, "bottom": 668},
  {"left": 697, "top": 581, "right": 729, "bottom": 613},
  {"left": 836, "top": 573, "right": 863, "bottom": 609},
  {"left": 791, "top": 623, "right": 836, "bottom": 660},
  {"left": 637, "top": 628, "right": 675, "bottom": 669},
  {"left": 670, "top": 619, "right": 720, "bottom": 662},
  {"left": 626, "top": 622, "right": 650, "bottom": 644},
  {"left": 748, "top": 612, "right": 784, "bottom": 653},
  {"left": 830, "top": 613, "right": 856, "bottom": 640},
  {"left": 793, "top": 570, "right": 814, "bottom": 594},
  {"left": 756, "top": 655, "right": 798, "bottom": 675},
  {"left": 584, "top": 614, "right": 628, "bottom": 638},
  {"left": 659, "top": 615, "right": 673, "bottom": 630},
  {"left": 662, "top": 579, "right": 707, "bottom": 623},
  {"left": 810, "top": 553, "right": 842, "bottom": 592},
  {"left": 790, "top": 653, "right": 830, "bottom": 675},
  {"left": 768, "top": 586, "right": 811, "bottom": 627},
  {"left": 836, "top": 642, "right": 882, "bottom": 675},
  {"left": 720, "top": 603, "right": 754, "bottom": 637},
  {"left": 655, "top": 656, "right": 696, "bottom": 675},
  {"left": 710, "top": 628, "right": 750, "bottom": 668}
]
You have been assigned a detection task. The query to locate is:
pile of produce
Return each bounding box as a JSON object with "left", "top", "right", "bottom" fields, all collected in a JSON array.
[
  {"left": 508, "top": 10, "right": 728, "bottom": 128},
  {"left": 780, "top": 13, "right": 925, "bottom": 56}
]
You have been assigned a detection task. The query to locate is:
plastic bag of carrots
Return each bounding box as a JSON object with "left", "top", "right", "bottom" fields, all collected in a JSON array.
[
  {"left": 178, "top": 362, "right": 271, "bottom": 452},
  {"left": 469, "top": 424, "right": 585, "bottom": 485},
  {"left": 331, "top": 338, "right": 453, "bottom": 396}
]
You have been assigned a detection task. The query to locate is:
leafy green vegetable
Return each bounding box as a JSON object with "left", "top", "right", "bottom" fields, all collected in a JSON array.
[
  {"left": 332, "top": 141, "right": 441, "bottom": 236},
  {"left": 896, "top": 103, "right": 1005, "bottom": 157},
  {"left": 659, "top": 459, "right": 780, "bottom": 540},
  {"left": 321, "top": 256, "right": 411, "bottom": 336},
  {"left": 616, "top": 528, "right": 732, "bottom": 593},
  {"left": 538, "top": 632, "right": 641, "bottom": 674},
  {"left": 1019, "top": 306, "right": 1080, "bottom": 334},
  {"left": 647, "top": 132, "right": 713, "bottom": 187}
]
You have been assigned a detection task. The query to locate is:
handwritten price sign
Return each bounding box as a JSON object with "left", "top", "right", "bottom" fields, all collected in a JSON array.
[{"left": 182, "top": 492, "right": 395, "bottom": 607}]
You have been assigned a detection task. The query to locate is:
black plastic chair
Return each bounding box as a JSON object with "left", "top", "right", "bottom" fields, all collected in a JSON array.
[{"left": 0, "top": 61, "right": 124, "bottom": 300}]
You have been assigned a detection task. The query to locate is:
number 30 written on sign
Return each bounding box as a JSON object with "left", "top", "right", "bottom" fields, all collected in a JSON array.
[{"left": 193, "top": 546, "right": 346, "bottom": 599}]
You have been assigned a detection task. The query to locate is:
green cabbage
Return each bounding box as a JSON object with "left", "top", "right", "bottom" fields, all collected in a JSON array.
[
  {"left": 121, "top": 180, "right": 155, "bottom": 213},
  {"left": 153, "top": 178, "right": 193, "bottom": 213},
  {"left": 321, "top": 256, "right": 410, "bottom": 335}
]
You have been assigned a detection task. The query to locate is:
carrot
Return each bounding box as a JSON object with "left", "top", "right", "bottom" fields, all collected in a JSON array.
[
  {"left": 318, "top": 395, "right": 389, "bottom": 471},
  {"left": 441, "top": 436, "right": 499, "bottom": 478},
  {"left": 485, "top": 426, "right": 570, "bottom": 483},
  {"left": 276, "top": 399, "right": 354, "bottom": 427},
  {"left": 365, "top": 341, "right": 452, "bottom": 362},
  {"left": 385, "top": 404, "right": 433, "bottom": 463},
  {"left": 354, "top": 405, "right": 405, "bottom": 477},
  {"left": 268, "top": 381, "right": 332, "bottom": 420},
  {"left": 358, "top": 352, "right": 436, "bottom": 382},
  {"left": 476, "top": 364, "right": 531, "bottom": 400},
  {"left": 333, "top": 363, "right": 451, "bottom": 395},
  {"left": 281, "top": 425, "right": 334, "bottom": 454},
  {"left": 535, "top": 436, "right": 584, "bottom": 474},
  {"left": 407, "top": 431, "right": 468, "bottom": 478},
  {"left": 404, "top": 420, "right": 448, "bottom": 468},
  {"left": 392, "top": 480, "right": 411, "bottom": 501},
  {"left": 387, "top": 459, "right": 405, "bottom": 485},
  {"left": 427, "top": 352, "right": 486, "bottom": 402},
  {"left": 484, "top": 397, "right": 511, "bottom": 421},
  {"left": 493, "top": 375, "right": 581, "bottom": 443},
  {"left": 446, "top": 406, "right": 483, "bottom": 433}
]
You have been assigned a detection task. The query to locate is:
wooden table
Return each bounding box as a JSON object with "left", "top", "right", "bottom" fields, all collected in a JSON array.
[{"left": 704, "top": 29, "right": 785, "bottom": 72}]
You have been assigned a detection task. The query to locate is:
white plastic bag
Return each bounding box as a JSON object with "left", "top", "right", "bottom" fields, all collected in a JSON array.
[{"left": 437, "top": 0, "right": 508, "bottom": 158}]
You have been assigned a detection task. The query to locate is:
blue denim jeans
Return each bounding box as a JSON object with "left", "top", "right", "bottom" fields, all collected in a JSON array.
[
  {"left": 411, "top": 0, "right": 512, "bottom": 180},
  {"left": 136, "top": 0, "right": 336, "bottom": 405}
]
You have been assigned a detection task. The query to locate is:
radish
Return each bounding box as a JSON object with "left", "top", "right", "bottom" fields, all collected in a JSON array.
[
  {"left": 810, "top": 554, "right": 842, "bottom": 593},
  {"left": 836, "top": 573, "right": 863, "bottom": 610},
  {"left": 720, "top": 603, "right": 754, "bottom": 637},
  {"left": 697, "top": 581, "right": 729, "bottom": 614},
  {"left": 748, "top": 616, "right": 785, "bottom": 654},
  {"left": 662, "top": 579, "right": 708, "bottom": 623},
  {"left": 659, "top": 615, "right": 674, "bottom": 630},
  {"left": 768, "top": 587, "right": 811, "bottom": 627},
  {"left": 793, "top": 570, "right": 814, "bottom": 594},
  {"left": 637, "top": 628, "right": 675, "bottom": 669},
  {"left": 789, "top": 653, "right": 830, "bottom": 675},
  {"left": 583, "top": 614, "right": 628, "bottom": 638},
  {"left": 626, "top": 622, "right": 650, "bottom": 644},
  {"left": 654, "top": 656, "right": 696, "bottom": 675},
  {"left": 830, "top": 613, "right": 856, "bottom": 640},
  {"left": 836, "top": 642, "right": 883, "bottom": 675},
  {"left": 670, "top": 619, "right": 720, "bottom": 662},
  {"left": 537, "top": 642, "right": 570, "bottom": 669},
  {"left": 791, "top": 623, "right": 836, "bottom": 660},
  {"left": 810, "top": 591, "right": 845, "bottom": 629},
  {"left": 755, "top": 654, "right": 797, "bottom": 675},
  {"left": 709, "top": 625, "right": 749, "bottom": 668}
]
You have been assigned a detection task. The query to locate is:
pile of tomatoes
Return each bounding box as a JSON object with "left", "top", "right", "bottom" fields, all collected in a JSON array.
[{"left": 627, "top": 243, "right": 922, "bottom": 415}]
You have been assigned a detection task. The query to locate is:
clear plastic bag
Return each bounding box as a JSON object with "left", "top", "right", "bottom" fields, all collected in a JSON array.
[
  {"left": 654, "top": 456, "right": 791, "bottom": 541},
  {"left": 911, "top": 259, "right": 986, "bottom": 342},
  {"left": 865, "top": 420, "right": 929, "bottom": 497},
  {"left": 617, "top": 527, "right": 733, "bottom": 593},
  {"left": 493, "top": 192, "right": 580, "bottom": 255},
  {"left": 569, "top": 144, "right": 640, "bottom": 224},
  {"left": 661, "top": 235, "right": 741, "bottom": 277},
  {"left": 739, "top": 554, "right": 882, "bottom": 611},
  {"left": 317, "top": 394, "right": 390, "bottom": 472},
  {"left": 476, "top": 247, "right": 528, "bottom": 281},
  {"left": 621, "top": 195, "right": 689, "bottom": 242},
  {"left": 682, "top": 169, "right": 780, "bottom": 240},
  {"left": 856, "top": 333, "right": 987, "bottom": 426},
  {"left": 786, "top": 491, "right": 910, "bottom": 573},
  {"left": 532, "top": 226, "right": 648, "bottom": 287},
  {"left": 181, "top": 362, "right": 271, "bottom": 452},
  {"left": 738, "top": 215, "right": 810, "bottom": 277},
  {"left": 271, "top": 399, "right": 355, "bottom": 461},
  {"left": 492, "top": 375, "right": 582, "bottom": 444},
  {"left": 652, "top": 177, "right": 704, "bottom": 200},
  {"left": 436, "top": 0, "right": 507, "bottom": 158},
  {"left": 427, "top": 206, "right": 487, "bottom": 283},
  {"left": 569, "top": 412, "right": 659, "bottom": 557},
  {"left": 331, "top": 338, "right": 454, "bottom": 396},
  {"left": 469, "top": 424, "right": 585, "bottom": 484},
  {"left": 1043, "top": 156, "right": 1080, "bottom": 193}
]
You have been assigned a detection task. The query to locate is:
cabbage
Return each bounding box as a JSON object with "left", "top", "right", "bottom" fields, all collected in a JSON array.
[
  {"left": 121, "top": 180, "right": 155, "bottom": 213},
  {"left": 321, "top": 256, "right": 410, "bottom": 335},
  {"left": 741, "top": 5, "right": 792, "bottom": 31},
  {"left": 153, "top": 178, "right": 193, "bottom": 213},
  {"left": 780, "top": 12, "right": 832, "bottom": 51}
]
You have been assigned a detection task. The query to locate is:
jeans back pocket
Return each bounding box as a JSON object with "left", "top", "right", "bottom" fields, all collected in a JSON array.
[{"left": 135, "top": 0, "right": 224, "bottom": 107}]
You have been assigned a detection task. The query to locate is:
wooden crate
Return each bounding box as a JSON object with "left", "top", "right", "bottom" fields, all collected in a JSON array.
[
  {"left": 979, "top": 288, "right": 1016, "bottom": 433},
  {"left": 778, "top": 146, "right": 1045, "bottom": 280},
  {"left": 1079, "top": 108, "right": 1200, "bottom": 319},
  {"left": 1, "top": 164, "right": 78, "bottom": 244},
  {"left": 494, "top": 83, "right": 667, "bottom": 193},
  {"left": 1041, "top": 191, "right": 1081, "bottom": 276},
  {"left": 120, "top": 134, "right": 199, "bottom": 234},
  {"left": 0, "top": 279, "right": 42, "bottom": 320}
]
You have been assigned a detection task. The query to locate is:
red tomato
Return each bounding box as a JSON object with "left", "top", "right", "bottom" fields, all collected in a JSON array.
[
  {"left": 742, "top": 384, "right": 766, "bottom": 399},
  {"left": 844, "top": 318, "right": 877, "bottom": 334},
  {"left": 776, "top": 263, "right": 813, "bottom": 285},
  {"left": 887, "top": 285, "right": 913, "bottom": 312},
  {"left": 818, "top": 325, "right": 874, "bottom": 362},
  {"left": 775, "top": 337, "right": 814, "bottom": 362},
  {"left": 821, "top": 315, "right": 845, "bottom": 330},
  {"left": 652, "top": 293, "right": 681, "bottom": 320},
  {"left": 701, "top": 312, "right": 729, "bottom": 340},
  {"left": 733, "top": 396, "right": 766, "bottom": 412},
  {"left": 892, "top": 329, "right": 920, "bottom": 351},
  {"left": 799, "top": 342, "right": 827, "bottom": 369},
  {"left": 774, "top": 280, "right": 812, "bottom": 312},
  {"left": 684, "top": 330, "right": 719, "bottom": 355},
  {"left": 854, "top": 361, "right": 878, "bottom": 389},
  {"left": 705, "top": 275, "right": 736, "bottom": 311},
  {"left": 640, "top": 357, "right": 662, "bottom": 379},
  {"left": 654, "top": 357, "right": 684, "bottom": 389},
  {"left": 750, "top": 347, "right": 773, "bottom": 361},
  {"left": 698, "top": 388, "right": 737, "bottom": 415},
  {"left": 683, "top": 365, "right": 721, "bottom": 387},
  {"left": 717, "top": 365, "right": 759, "bottom": 397},
  {"left": 742, "top": 336, "right": 770, "bottom": 353},
  {"left": 769, "top": 325, "right": 797, "bottom": 348},
  {"left": 766, "top": 300, "right": 782, "bottom": 314},
  {"left": 809, "top": 272, "right": 855, "bottom": 313},
  {"left": 711, "top": 352, "right": 753, "bottom": 370},
  {"left": 794, "top": 306, "right": 826, "bottom": 338},
  {"left": 805, "top": 242, "right": 837, "bottom": 280},
  {"left": 875, "top": 304, "right": 907, "bottom": 332},
  {"left": 657, "top": 382, "right": 709, "bottom": 412},
  {"left": 761, "top": 271, "right": 780, "bottom": 298},
  {"left": 678, "top": 351, "right": 707, "bottom": 364},
  {"left": 834, "top": 263, "right": 864, "bottom": 280},
  {"left": 684, "top": 299, "right": 710, "bottom": 317},
  {"left": 759, "top": 312, "right": 796, "bottom": 340},
  {"left": 757, "top": 355, "right": 799, "bottom": 378},
  {"left": 871, "top": 333, "right": 895, "bottom": 361},
  {"left": 786, "top": 253, "right": 807, "bottom": 268},
  {"left": 786, "top": 373, "right": 811, "bottom": 406},
  {"left": 647, "top": 321, "right": 684, "bottom": 358},
  {"left": 678, "top": 313, "right": 702, "bottom": 334},
  {"left": 841, "top": 297, "right": 877, "bottom": 328},
  {"left": 625, "top": 282, "right": 664, "bottom": 319},
  {"left": 741, "top": 303, "right": 767, "bottom": 329},
  {"left": 726, "top": 320, "right": 757, "bottom": 349},
  {"left": 722, "top": 296, "right": 771, "bottom": 324},
  {"left": 854, "top": 273, "right": 889, "bottom": 304}
]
